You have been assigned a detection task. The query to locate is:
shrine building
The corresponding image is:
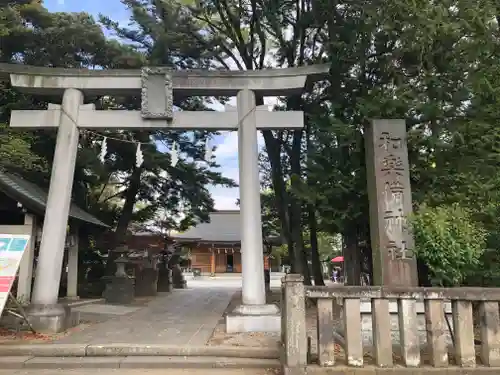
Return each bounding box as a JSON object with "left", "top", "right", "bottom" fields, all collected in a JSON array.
[{"left": 170, "top": 210, "right": 280, "bottom": 275}]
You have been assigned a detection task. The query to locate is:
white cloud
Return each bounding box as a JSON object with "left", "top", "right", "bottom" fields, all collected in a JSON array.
[
  {"left": 213, "top": 132, "right": 265, "bottom": 166},
  {"left": 214, "top": 132, "right": 239, "bottom": 160},
  {"left": 211, "top": 188, "right": 239, "bottom": 210}
]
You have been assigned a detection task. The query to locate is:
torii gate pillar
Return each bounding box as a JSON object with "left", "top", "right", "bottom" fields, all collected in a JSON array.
[
  {"left": 225, "top": 89, "right": 281, "bottom": 333},
  {"left": 26, "top": 89, "right": 83, "bottom": 332}
]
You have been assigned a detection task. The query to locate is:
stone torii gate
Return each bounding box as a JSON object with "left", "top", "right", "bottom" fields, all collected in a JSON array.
[{"left": 1, "top": 64, "right": 328, "bottom": 333}]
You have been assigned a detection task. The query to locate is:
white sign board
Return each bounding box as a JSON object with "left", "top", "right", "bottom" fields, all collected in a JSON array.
[{"left": 0, "top": 234, "right": 30, "bottom": 316}]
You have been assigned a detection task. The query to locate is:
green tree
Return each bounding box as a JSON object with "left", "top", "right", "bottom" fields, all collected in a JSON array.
[
  {"left": 305, "top": 0, "right": 500, "bottom": 285},
  {"left": 0, "top": 2, "right": 237, "bottom": 277},
  {"left": 410, "top": 204, "right": 487, "bottom": 286}
]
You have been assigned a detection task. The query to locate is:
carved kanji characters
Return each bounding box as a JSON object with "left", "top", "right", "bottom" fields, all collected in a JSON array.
[{"left": 379, "top": 131, "right": 403, "bottom": 151}]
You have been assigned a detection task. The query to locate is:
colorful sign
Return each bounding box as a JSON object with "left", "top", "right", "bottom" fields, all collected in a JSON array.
[{"left": 0, "top": 235, "right": 30, "bottom": 317}]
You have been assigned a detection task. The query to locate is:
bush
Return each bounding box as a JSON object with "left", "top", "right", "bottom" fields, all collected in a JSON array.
[{"left": 410, "top": 203, "right": 486, "bottom": 286}]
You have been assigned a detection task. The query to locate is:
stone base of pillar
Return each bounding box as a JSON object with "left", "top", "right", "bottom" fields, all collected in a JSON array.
[
  {"left": 225, "top": 304, "right": 281, "bottom": 333},
  {"left": 25, "top": 303, "right": 80, "bottom": 334},
  {"left": 103, "top": 277, "right": 135, "bottom": 304},
  {"left": 157, "top": 268, "right": 172, "bottom": 292}
]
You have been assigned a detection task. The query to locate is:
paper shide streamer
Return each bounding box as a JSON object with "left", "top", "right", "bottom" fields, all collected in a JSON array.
[
  {"left": 204, "top": 138, "right": 213, "bottom": 161},
  {"left": 99, "top": 137, "right": 107, "bottom": 163},
  {"left": 95, "top": 132, "right": 196, "bottom": 170},
  {"left": 136, "top": 144, "right": 144, "bottom": 167},
  {"left": 170, "top": 141, "right": 179, "bottom": 167}
]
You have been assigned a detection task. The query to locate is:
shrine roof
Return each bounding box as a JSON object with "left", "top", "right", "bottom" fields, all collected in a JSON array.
[
  {"left": 171, "top": 210, "right": 282, "bottom": 245},
  {"left": 172, "top": 210, "right": 240, "bottom": 243},
  {"left": 0, "top": 171, "right": 109, "bottom": 228}
]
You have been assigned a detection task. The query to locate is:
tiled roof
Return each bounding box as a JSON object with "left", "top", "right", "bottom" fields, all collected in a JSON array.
[
  {"left": 172, "top": 210, "right": 241, "bottom": 243},
  {"left": 171, "top": 210, "right": 283, "bottom": 245},
  {"left": 0, "top": 171, "right": 109, "bottom": 228}
]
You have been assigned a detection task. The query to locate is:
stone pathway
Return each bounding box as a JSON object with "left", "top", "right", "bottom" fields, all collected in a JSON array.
[{"left": 54, "top": 283, "right": 237, "bottom": 345}]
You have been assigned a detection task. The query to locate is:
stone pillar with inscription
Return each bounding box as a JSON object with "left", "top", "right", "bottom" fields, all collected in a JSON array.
[{"left": 365, "top": 119, "right": 418, "bottom": 287}]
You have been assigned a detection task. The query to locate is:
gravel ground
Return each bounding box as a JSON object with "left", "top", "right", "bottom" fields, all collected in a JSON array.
[
  {"left": 207, "top": 289, "right": 338, "bottom": 356},
  {"left": 207, "top": 290, "right": 281, "bottom": 349},
  {"left": 0, "top": 323, "right": 92, "bottom": 344}
]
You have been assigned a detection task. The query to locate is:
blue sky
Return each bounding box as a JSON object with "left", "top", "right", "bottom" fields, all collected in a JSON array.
[
  {"left": 44, "top": 0, "right": 255, "bottom": 210},
  {"left": 45, "top": 0, "right": 129, "bottom": 22}
]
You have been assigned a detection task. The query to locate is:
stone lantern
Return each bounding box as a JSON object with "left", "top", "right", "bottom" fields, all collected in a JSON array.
[
  {"left": 103, "top": 245, "right": 135, "bottom": 304},
  {"left": 114, "top": 247, "right": 130, "bottom": 277}
]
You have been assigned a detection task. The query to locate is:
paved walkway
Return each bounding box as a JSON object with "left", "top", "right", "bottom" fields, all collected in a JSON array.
[{"left": 55, "top": 280, "right": 237, "bottom": 345}]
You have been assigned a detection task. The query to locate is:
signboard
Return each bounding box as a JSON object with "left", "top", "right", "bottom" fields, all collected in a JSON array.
[{"left": 0, "top": 235, "right": 30, "bottom": 316}]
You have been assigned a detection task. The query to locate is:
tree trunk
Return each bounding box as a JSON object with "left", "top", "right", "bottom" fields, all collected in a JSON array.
[
  {"left": 304, "top": 107, "right": 323, "bottom": 286},
  {"left": 262, "top": 130, "right": 296, "bottom": 272},
  {"left": 289, "top": 198, "right": 310, "bottom": 283},
  {"left": 308, "top": 205, "right": 324, "bottom": 286},
  {"left": 417, "top": 258, "right": 432, "bottom": 286},
  {"left": 105, "top": 166, "right": 142, "bottom": 276},
  {"left": 289, "top": 128, "right": 309, "bottom": 283},
  {"left": 358, "top": 223, "right": 373, "bottom": 284},
  {"left": 343, "top": 229, "right": 361, "bottom": 285}
]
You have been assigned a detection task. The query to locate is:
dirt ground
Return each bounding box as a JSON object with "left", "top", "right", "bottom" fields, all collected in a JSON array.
[
  {"left": 0, "top": 296, "right": 157, "bottom": 345},
  {"left": 207, "top": 289, "right": 327, "bottom": 354},
  {"left": 207, "top": 290, "right": 281, "bottom": 349}
]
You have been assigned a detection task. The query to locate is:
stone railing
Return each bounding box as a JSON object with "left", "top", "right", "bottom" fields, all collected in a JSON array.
[{"left": 281, "top": 274, "right": 500, "bottom": 374}]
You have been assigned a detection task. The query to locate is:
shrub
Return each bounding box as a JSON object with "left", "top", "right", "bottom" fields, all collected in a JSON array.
[{"left": 410, "top": 203, "right": 486, "bottom": 286}]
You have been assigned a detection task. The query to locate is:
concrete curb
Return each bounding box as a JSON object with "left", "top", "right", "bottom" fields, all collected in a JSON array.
[
  {"left": 0, "top": 355, "right": 281, "bottom": 370},
  {"left": 0, "top": 344, "right": 280, "bottom": 359}
]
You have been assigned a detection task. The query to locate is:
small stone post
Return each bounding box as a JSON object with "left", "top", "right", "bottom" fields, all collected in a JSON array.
[
  {"left": 157, "top": 267, "right": 172, "bottom": 292},
  {"left": 172, "top": 264, "right": 187, "bottom": 289},
  {"left": 282, "top": 274, "right": 307, "bottom": 372},
  {"left": 157, "top": 252, "right": 172, "bottom": 292},
  {"left": 66, "top": 229, "right": 79, "bottom": 300},
  {"left": 365, "top": 119, "right": 418, "bottom": 286}
]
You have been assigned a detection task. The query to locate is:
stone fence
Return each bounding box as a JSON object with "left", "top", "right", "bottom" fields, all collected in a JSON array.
[{"left": 281, "top": 274, "right": 500, "bottom": 374}]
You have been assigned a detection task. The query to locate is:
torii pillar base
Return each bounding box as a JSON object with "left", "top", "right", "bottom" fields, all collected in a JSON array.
[
  {"left": 225, "top": 304, "right": 281, "bottom": 333},
  {"left": 26, "top": 303, "right": 80, "bottom": 334}
]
